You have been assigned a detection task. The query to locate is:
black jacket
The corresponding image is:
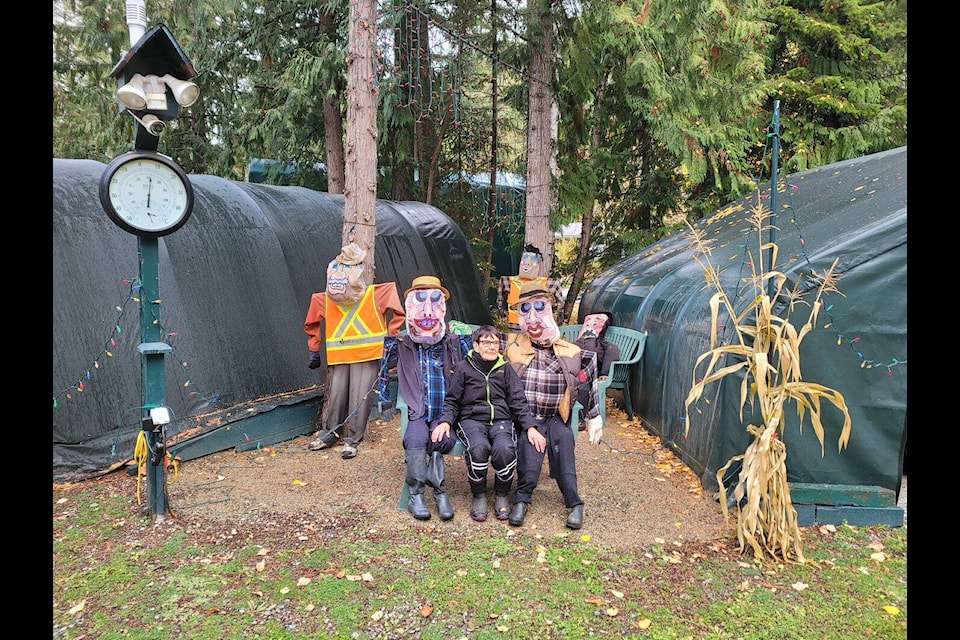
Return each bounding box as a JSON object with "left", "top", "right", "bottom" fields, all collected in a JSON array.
[
  {"left": 574, "top": 335, "right": 620, "bottom": 378},
  {"left": 439, "top": 349, "right": 538, "bottom": 431}
]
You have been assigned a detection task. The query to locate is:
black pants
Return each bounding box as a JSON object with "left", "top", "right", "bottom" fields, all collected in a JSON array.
[
  {"left": 458, "top": 418, "right": 518, "bottom": 496},
  {"left": 513, "top": 414, "right": 582, "bottom": 508}
]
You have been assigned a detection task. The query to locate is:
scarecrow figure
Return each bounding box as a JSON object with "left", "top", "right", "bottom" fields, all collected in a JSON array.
[{"left": 304, "top": 243, "right": 405, "bottom": 459}]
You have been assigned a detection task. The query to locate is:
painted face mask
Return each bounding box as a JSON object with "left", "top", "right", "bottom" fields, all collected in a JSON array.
[
  {"left": 406, "top": 288, "right": 447, "bottom": 345},
  {"left": 579, "top": 313, "right": 609, "bottom": 340},
  {"left": 518, "top": 295, "right": 559, "bottom": 346},
  {"left": 326, "top": 258, "right": 366, "bottom": 305},
  {"left": 518, "top": 251, "right": 542, "bottom": 278}
]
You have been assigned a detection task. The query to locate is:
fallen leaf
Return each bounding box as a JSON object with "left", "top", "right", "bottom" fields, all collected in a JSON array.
[
  {"left": 57, "top": 498, "right": 68, "bottom": 504},
  {"left": 606, "top": 607, "right": 619, "bottom": 616},
  {"left": 654, "top": 538, "right": 665, "bottom": 545},
  {"left": 69, "top": 601, "right": 85, "bottom": 615},
  {"left": 297, "top": 577, "right": 311, "bottom": 586},
  {"left": 635, "top": 618, "right": 652, "bottom": 630},
  {"left": 496, "top": 625, "right": 509, "bottom": 632},
  {"left": 346, "top": 574, "right": 362, "bottom": 581},
  {"left": 280, "top": 587, "right": 290, "bottom": 594},
  {"left": 791, "top": 582, "right": 808, "bottom": 591},
  {"left": 420, "top": 603, "right": 434, "bottom": 617},
  {"left": 371, "top": 610, "right": 384, "bottom": 621},
  {"left": 883, "top": 605, "right": 900, "bottom": 616},
  {"left": 610, "top": 589, "right": 624, "bottom": 599},
  {"left": 362, "top": 572, "right": 373, "bottom": 582},
  {"left": 492, "top": 559, "right": 501, "bottom": 569},
  {"left": 305, "top": 604, "right": 315, "bottom": 612},
  {"left": 456, "top": 568, "right": 468, "bottom": 576},
  {"left": 870, "top": 552, "right": 886, "bottom": 563},
  {"left": 585, "top": 596, "right": 605, "bottom": 605},
  {"left": 292, "top": 479, "right": 305, "bottom": 486},
  {"left": 868, "top": 541, "right": 884, "bottom": 552},
  {"left": 256, "top": 559, "right": 266, "bottom": 572},
  {"left": 257, "top": 548, "right": 269, "bottom": 556},
  {"left": 580, "top": 534, "right": 591, "bottom": 542}
]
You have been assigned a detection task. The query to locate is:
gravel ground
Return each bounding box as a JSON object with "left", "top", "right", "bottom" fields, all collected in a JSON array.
[{"left": 164, "top": 401, "right": 732, "bottom": 550}]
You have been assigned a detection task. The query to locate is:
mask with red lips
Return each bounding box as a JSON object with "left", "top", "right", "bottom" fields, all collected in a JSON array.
[
  {"left": 517, "top": 294, "right": 559, "bottom": 346},
  {"left": 405, "top": 288, "right": 447, "bottom": 345}
]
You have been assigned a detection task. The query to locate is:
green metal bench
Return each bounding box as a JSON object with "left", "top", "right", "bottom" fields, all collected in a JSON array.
[{"left": 559, "top": 324, "right": 647, "bottom": 424}]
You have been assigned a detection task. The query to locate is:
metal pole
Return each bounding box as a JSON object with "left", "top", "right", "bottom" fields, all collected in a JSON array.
[
  {"left": 767, "top": 100, "right": 781, "bottom": 299},
  {"left": 138, "top": 237, "right": 169, "bottom": 517}
]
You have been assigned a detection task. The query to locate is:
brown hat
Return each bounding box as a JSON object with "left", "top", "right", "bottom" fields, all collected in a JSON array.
[
  {"left": 404, "top": 275, "right": 450, "bottom": 300},
  {"left": 509, "top": 280, "right": 551, "bottom": 309},
  {"left": 334, "top": 243, "right": 366, "bottom": 266}
]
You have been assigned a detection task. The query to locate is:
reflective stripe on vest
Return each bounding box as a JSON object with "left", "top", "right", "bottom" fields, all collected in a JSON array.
[{"left": 325, "top": 286, "right": 388, "bottom": 364}]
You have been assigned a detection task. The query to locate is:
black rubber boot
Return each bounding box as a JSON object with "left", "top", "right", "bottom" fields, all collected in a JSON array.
[
  {"left": 405, "top": 449, "right": 431, "bottom": 520},
  {"left": 427, "top": 452, "right": 454, "bottom": 521}
]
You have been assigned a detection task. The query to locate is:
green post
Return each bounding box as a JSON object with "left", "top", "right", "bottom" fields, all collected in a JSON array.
[
  {"left": 138, "top": 236, "right": 170, "bottom": 517},
  {"left": 766, "top": 100, "right": 781, "bottom": 300}
]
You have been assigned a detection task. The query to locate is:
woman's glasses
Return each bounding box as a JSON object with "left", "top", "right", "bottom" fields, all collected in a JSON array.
[{"left": 477, "top": 338, "right": 500, "bottom": 347}]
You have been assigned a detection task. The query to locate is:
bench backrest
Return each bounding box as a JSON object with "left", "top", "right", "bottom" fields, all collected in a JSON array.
[{"left": 559, "top": 324, "right": 646, "bottom": 387}]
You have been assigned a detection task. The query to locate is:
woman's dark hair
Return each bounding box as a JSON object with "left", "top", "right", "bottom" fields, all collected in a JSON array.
[{"left": 472, "top": 324, "right": 500, "bottom": 345}]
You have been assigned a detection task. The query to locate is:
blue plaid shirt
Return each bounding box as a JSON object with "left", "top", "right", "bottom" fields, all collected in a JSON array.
[{"left": 419, "top": 341, "right": 447, "bottom": 422}]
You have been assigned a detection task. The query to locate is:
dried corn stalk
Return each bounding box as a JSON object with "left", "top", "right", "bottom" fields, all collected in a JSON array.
[{"left": 684, "top": 199, "right": 851, "bottom": 564}]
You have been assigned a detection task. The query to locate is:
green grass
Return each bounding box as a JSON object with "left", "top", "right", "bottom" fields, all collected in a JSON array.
[{"left": 54, "top": 480, "right": 907, "bottom": 639}]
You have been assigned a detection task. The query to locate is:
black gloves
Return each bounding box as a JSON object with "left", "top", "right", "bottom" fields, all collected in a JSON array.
[{"left": 308, "top": 352, "right": 322, "bottom": 369}]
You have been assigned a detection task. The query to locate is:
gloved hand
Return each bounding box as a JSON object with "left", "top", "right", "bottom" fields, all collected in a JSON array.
[
  {"left": 308, "top": 352, "right": 322, "bottom": 369},
  {"left": 586, "top": 416, "right": 603, "bottom": 445},
  {"left": 378, "top": 400, "right": 397, "bottom": 421}
]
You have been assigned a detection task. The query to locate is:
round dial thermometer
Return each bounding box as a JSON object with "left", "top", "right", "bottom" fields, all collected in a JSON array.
[{"left": 99, "top": 150, "right": 195, "bottom": 237}]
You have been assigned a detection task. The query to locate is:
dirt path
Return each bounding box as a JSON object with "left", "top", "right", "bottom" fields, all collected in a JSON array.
[{"left": 165, "top": 401, "right": 732, "bottom": 551}]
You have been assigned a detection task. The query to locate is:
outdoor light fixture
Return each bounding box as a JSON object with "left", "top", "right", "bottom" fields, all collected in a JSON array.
[
  {"left": 149, "top": 406, "right": 172, "bottom": 426},
  {"left": 116, "top": 72, "right": 200, "bottom": 112}
]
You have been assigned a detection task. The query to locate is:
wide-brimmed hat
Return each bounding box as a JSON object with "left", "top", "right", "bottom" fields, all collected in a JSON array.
[
  {"left": 404, "top": 275, "right": 450, "bottom": 300},
  {"left": 509, "top": 280, "right": 551, "bottom": 309},
  {"left": 334, "top": 243, "right": 366, "bottom": 266}
]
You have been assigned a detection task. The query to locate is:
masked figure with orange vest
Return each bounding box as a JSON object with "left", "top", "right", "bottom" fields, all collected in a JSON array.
[
  {"left": 304, "top": 243, "right": 405, "bottom": 459},
  {"left": 496, "top": 244, "right": 566, "bottom": 331}
]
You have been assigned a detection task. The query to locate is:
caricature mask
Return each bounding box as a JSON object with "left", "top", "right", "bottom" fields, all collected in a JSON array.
[
  {"left": 579, "top": 313, "right": 610, "bottom": 340},
  {"left": 405, "top": 284, "right": 447, "bottom": 345},
  {"left": 326, "top": 244, "right": 367, "bottom": 305},
  {"left": 517, "top": 293, "right": 559, "bottom": 346},
  {"left": 518, "top": 249, "right": 543, "bottom": 279}
]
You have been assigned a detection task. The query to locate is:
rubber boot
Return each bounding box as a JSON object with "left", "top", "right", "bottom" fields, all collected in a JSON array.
[
  {"left": 405, "top": 449, "right": 431, "bottom": 520},
  {"left": 426, "top": 452, "right": 454, "bottom": 521}
]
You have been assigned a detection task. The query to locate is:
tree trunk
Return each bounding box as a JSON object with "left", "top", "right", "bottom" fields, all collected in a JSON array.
[
  {"left": 525, "top": 0, "right": 556, "bottom": 273},
  {"left": 345, "top": 0, "right": 378, "bottom": 284},
  {"left": 564, "top": 70, "right": 610, "bottom": 322},
  {"left": 482, "top": 0, "right": 499, "bottom": 287},
  {"left": 321, "top": 11, "right": 345, "bottom": 195}
]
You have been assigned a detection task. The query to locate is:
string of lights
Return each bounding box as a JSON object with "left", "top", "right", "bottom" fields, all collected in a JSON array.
[
  {"left": 713, "top": 120, "right": 906, "bottom": 376},
  {"left": 52, "top": 277, "right": 220, "bottom": 411}
]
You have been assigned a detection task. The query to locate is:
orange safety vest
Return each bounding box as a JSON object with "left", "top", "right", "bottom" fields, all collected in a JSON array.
[
  {"left": 324, "top": 286, "right": 388, "bottom": 364},
  {"left": 506, "top": 276, "right": 548, "bottom": 327}
]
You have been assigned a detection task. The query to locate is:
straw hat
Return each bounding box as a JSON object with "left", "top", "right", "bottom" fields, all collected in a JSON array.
[
  {"left": 509, "top": 280, "right": 551, "bottom": 309},
  {"left": 404, "top": 275, "right": 450, "bottom": 300}
]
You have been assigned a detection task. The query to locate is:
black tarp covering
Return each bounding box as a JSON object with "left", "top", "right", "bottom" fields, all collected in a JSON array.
[
  {"left": 53, "top": 159, "right": 492, "bottom": 482},
  {"left": 580, "top": 147, "right": 907, "bottom": 494}
]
